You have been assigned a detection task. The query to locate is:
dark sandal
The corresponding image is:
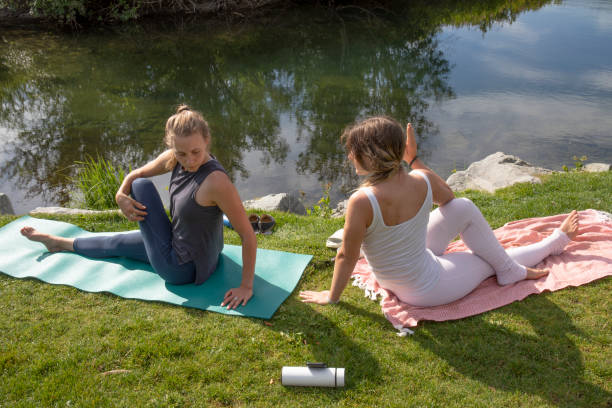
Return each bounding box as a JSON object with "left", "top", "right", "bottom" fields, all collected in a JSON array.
[
  {"left": 248, "top": 214, "right": 260, "bottom": 233},
  {"left": 259, "top": 214, "right": 276, "bottom": 235}
]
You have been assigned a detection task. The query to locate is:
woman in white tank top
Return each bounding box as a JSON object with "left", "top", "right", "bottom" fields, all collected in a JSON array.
[{"left": 300, "top": 117, "right": 579, "bottom": 307}]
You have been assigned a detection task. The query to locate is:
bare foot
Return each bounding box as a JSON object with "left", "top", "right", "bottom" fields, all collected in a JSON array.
[
  {"left": 20, "top": 226, "right": 74, "bottom": 252},
  {"left": 525, "top": 267, "right": 549, "bottom": 280},
  {"left": 559, "top": 210, "right": 579, "bottom": 240}
]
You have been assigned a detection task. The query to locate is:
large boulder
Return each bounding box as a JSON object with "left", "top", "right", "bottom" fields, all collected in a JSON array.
[
  {"left": 0, "top": 193, "right": 15, "bottom": 215},
  {"left": 242, "top": 192, "right": 306, "bottom": 215},
  {"left": 583, "top": 163, "right": 611, "bottom": 173},
  {"left": 30, "top": 207, "right": 120, "bottom": 215},
  {"left": 446, "top": 152, "right": 552, "bottom": 193},
  {"left": 332, "top": 199, "right": 348, "bottom": 218}
]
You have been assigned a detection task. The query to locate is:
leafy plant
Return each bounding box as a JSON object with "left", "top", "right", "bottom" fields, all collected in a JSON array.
[
  {"left": 25, "top": 0, "right": 141, "bottom": 26},
  {"left": 0, "top": 0, "right": 29, "bottom": 12},
  {"left": 573, "top": 155, "right": 587, "bottom": 170},
  {"left": 562, "top": 155, "right": 587, "bottom": 172},
  {"left": 72, "top": 155, "right": 129, "bottom": 210},
  {"left": 306, "top": 182, "right": 333, "bottom": 218},
  {"left": 30, "top": 0, "right": 86, "bottom": 26}
]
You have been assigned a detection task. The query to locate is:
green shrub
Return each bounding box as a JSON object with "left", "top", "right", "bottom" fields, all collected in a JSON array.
[
  {"left": 72, "top": 155, "right": 129, "bottom": 210},
  {"left": 13, "top": 0, "right": 142, "bottom": 26},
  {"left": 0, "top": 0, "right": 29, "bottom": 13},
  {"left": 307, "top": 182, "right": 333, "bottom": 218},
  {"left": 562, "top": 155, "right": 588, "bottom": 172},
  {"left": 30, "top": 0, "right": 86, "bottom": 25}
]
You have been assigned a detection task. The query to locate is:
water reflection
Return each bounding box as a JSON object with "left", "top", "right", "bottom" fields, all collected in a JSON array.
[
  {"left": 422, "top": 0, "right": 612, "bottom": 175},
  {"left": 0, "top": 0, "right": 574, "bottom": 212}
]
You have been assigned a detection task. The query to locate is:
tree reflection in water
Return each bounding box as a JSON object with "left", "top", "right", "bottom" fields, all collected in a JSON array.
[{"left": 0, "top": 0, "right": 554, "bottom": 208}]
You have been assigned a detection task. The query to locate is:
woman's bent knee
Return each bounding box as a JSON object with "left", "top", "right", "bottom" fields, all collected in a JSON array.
[
  {"left": 441, "top": 197, "right": 476, "bottom": 215},
  {"left": 131, "top": 178, "right": 155, "bottom": 195},
  {"left": 455, "top": 197, "right": 475, "bottom": 208},
  {"left": 131, "top": 178, "right": 160, "bottom": 207}
]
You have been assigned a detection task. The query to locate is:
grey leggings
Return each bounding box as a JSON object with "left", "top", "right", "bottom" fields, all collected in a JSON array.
[{"left": 73, "top": 178, "right": 196, "bottom": 284}]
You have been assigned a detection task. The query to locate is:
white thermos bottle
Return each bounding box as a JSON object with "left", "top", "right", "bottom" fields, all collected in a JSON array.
[{"left": 281, "top": 363, "right": 345, "bottom": 387}]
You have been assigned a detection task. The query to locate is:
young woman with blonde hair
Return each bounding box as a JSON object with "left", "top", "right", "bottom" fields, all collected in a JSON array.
[
  {"left": 21, "top": 105, "right": 256, "bottom": 310},
  {"left": 300, "top": 117, "right": 578, "bottom": 307}
]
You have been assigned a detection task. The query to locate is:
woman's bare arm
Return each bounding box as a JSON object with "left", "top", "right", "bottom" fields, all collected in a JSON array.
[
  {"left": 117, "top": 149, "right": 174, "bottom": 197},
  {"left": 300, "top": 191, "right": 370, "bottom": 304},
  {"left": 202, "top": 171, "right": 257, "bottom": 310},
  {"left": 403, "top": 123, "right": 455, "bottom": 206}
]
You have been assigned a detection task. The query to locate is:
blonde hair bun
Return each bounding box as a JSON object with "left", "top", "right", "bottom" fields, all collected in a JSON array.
[
  {"left": 164, "top": 105, "right": 210, "bottom": 170},
  {"left": 176, "top": 104, "right": 191, "bottom": 114}
]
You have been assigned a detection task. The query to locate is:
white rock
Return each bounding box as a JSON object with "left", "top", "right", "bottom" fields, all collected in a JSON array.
[
  {"left": 30, "top": 207, "right": 120, "bottom": 215},
  {"left": 446, "top": 152, "right": 552, "bottom": 193},
  {"left": 331, "top": 199, "right": 348, "bottom": 218},
  {"left": 242, "top": 192, "right": 306, "bottom": 215},
  {"left": 0, "top": 193, "right": 15, "bottom": 215},
  {"left": 583, "top": 163, "right": 611, "bottom": 173}
]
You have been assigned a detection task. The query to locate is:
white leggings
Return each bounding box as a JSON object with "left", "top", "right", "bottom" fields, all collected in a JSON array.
[{"left": 397, "top": 198, "right": 570, "bottom": 307}]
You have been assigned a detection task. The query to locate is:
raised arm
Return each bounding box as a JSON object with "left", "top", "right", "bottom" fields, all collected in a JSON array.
[
  {"left": 115, "top": 149, "right": 174, "bottom": 221},
  {"left": 300, "top": 191, "right": 370, "bottom": 305},
  {"left": 403, "top": 123, "right": 455, "bottom": 206},
  {"left": 202, "top": 171, "right": 257, "bottom": 310}
]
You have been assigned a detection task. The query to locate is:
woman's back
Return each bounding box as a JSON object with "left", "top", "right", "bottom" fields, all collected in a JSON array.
[
  {"left": 360, "top": 170, "right": 440, "bottom": 295},
  {"left": 365, "top": 169, "right": 429, "bottom": 227}
]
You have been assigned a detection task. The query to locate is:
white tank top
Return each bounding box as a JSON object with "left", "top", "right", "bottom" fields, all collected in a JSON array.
[{"left": 361, "top": 170, "right": 441, "bottom": 295}]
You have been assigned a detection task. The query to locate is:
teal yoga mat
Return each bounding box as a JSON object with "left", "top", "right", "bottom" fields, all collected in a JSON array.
[{"left": 0, "top": 216, "right": 312, "bottom": 319}]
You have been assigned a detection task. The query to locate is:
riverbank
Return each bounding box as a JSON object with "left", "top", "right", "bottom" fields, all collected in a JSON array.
[
  {"left": 3, "top": 151, "right": 609, "bottom": 217},
  {"left": 0, "top": 0, "right": 285, "bottom": 28},
  {"left": 1, "top": 170, "right": 610, "bottom": 407},
  {"left": 0, "top": 0, "right": 394, "bottom": 28}
]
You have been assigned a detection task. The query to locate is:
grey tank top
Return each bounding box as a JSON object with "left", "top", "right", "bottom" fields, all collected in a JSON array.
[{"left": 169, "top": 157, "right": 225, "bottom": 285}]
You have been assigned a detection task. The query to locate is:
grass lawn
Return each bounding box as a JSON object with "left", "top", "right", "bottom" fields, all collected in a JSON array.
[{"left": 0, "top": 171, "right": 610, "bottom": 407}]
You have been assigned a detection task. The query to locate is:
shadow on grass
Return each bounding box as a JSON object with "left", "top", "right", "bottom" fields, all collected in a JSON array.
[
  {"left": 267, "top": 298, "right": 382, "bottom": 392},
  {"left": 180, "top": 298, "right": 381, "bottom": 406},
  {"left": 339, "top": 301, "right": 395, "bottom": 330},
  {"left": 413, "top": 294, "right": 611, "bottom": 407}
]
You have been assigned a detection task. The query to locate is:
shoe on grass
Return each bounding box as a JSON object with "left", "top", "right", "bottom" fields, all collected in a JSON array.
[
  {"left": 259, "top": 214, "right": 276, "bottom": 235},
  {"left": 248, "top": 214, "right": 260, "bottom": 233},
  {"left": 326, "top": 228, "right": 343, "bottom": 248}
]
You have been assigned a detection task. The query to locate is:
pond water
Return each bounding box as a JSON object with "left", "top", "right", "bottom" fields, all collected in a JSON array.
[{"left": 1, "top": 0, "right": 611, "bottom": 214}]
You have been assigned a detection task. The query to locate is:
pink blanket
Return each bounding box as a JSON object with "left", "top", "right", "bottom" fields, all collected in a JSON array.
[{"left": 351, "top": 209, "right": 612, "bottom": 329}]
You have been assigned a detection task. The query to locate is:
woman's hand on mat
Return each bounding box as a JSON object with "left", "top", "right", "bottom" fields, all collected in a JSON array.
[
  {"left": 222, "top": 286, "right": 253, "bottom": 309},
  {"left": 116, "top": 193, "right": 147, "bottom": 222},
  {"left": 299, "top": 290, "right": 333, "bottom": 305}
]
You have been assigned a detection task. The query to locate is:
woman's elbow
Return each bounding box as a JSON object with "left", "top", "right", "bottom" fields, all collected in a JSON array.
[
  {"left": 238, "top": 227, "right": 257, "bottom": 247},
  {"left": 336, "top": 246, "right": 359, "bottom": 264}
]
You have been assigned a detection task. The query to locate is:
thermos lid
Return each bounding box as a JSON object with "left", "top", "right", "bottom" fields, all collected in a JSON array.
[{"left": 335, "top": 368, "right": 345, "bottom": 387}]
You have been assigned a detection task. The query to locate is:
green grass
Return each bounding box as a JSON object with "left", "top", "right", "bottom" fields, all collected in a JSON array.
[
  {"left": 72, "top": 155, "right": 129, "bottom": 210},
  {"left": 1, "top": 171, "right": 611, "bottom": 407}
]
